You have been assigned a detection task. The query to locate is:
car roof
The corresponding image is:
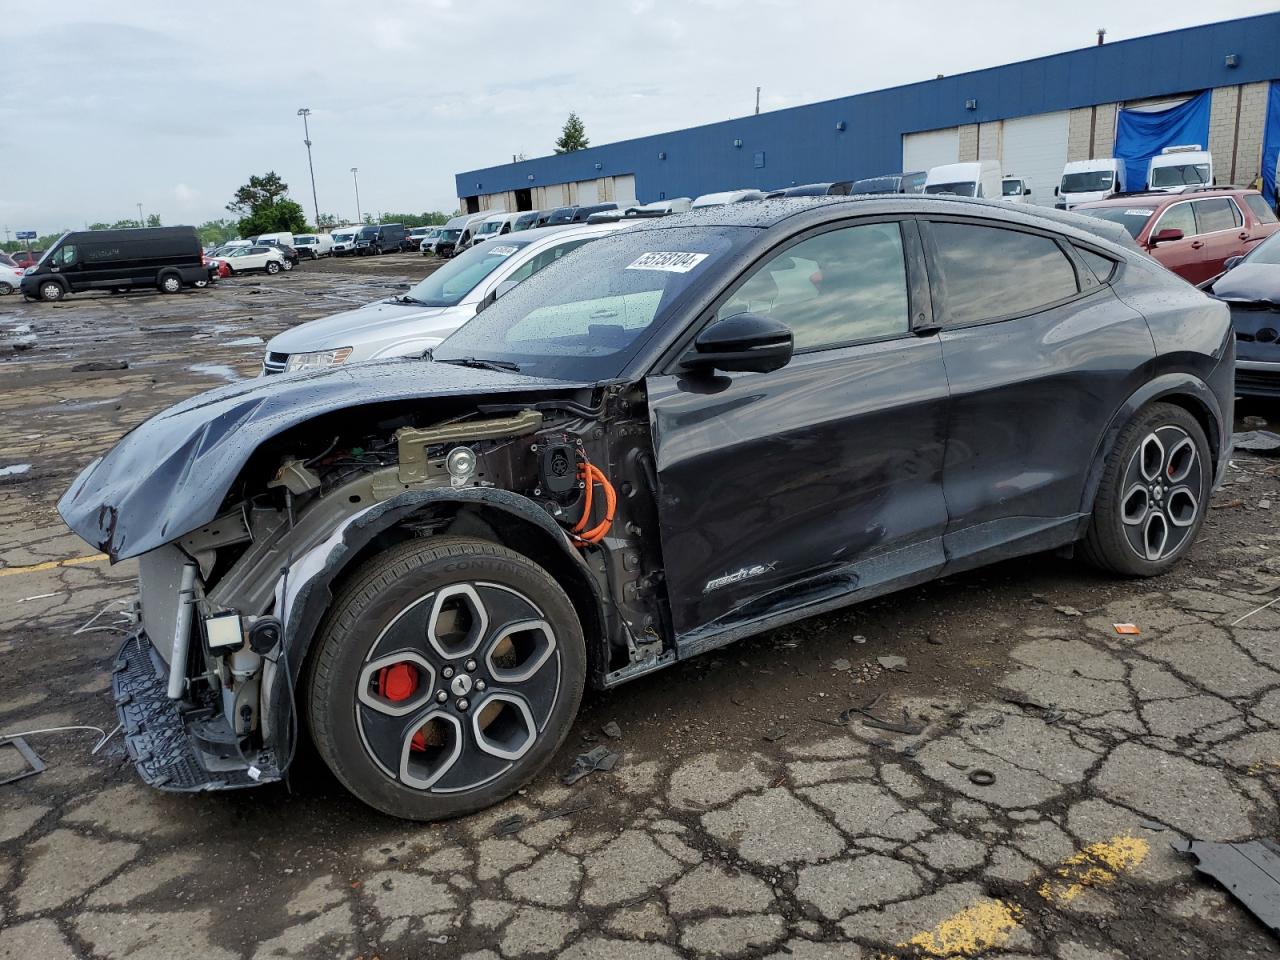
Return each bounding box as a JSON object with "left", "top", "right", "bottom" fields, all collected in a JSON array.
[
  {"left": 618, "top": 194, "right": 1147, "bottom": 252},
  {"left": 1075, "top": 187, "right": 1259, "bottom": 210}
]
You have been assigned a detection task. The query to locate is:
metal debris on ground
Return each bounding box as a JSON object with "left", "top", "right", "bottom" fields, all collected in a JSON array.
[
  {"left": 851, "top": 634, "right": 867, "bottom": 644},
  {"left": 861, "top": 710, "right": 925, "bottom": 736},
  {"left": 968, "top": 769, "right": 997, "bottom": 786},
  {"left": 1233, "top": 431, "right": 1280, "bottom": 454},
  {"left": 493, "top": 815, "right": 525, "bottom": 837},
  {"left": 877, "top": 655, "right": 908, "bottom": 672},
  {"left": 0, "top": 736, "right": 46, "bottom": 785},
  {"left": 763, "top": 725, "right": 788, "bottom": 742},
  {"left": 561, "top": 745, "right": 619, "bottom": 785},
  {"left": 601, "top": 721, "right": 622, "bottom": 740},
  {"left": 1113, "top": 622, "right": 1141, "bottom": 635},
  {"left": 1231, "top": 595, "right": 1280, "bottom": 627},
  {"left": 1176, "top": 838, "right": 1280, "bottom": 938}
]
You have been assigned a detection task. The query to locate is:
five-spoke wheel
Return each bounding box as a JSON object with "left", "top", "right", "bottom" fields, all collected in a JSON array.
[
  {"left": 306, "top": 537, "right": 585, "bottom": 820},
  {"left": 1084, "top": 402, "right": 1210, "bottom": 576}
]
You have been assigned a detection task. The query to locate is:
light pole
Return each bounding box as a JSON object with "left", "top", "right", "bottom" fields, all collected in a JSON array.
[
  {"left": 297, "top": 108, "right": 321, "bottom": 230},
  {"left": 350, "top": 167, "right": 362, "bottom": 223},
  {"left": 137, "top": 202, "right": 144, "bottom": 225}
]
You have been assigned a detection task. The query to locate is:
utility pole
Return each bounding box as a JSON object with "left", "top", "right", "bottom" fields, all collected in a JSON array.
[
  {"left": 137, "top": 202, "right": 144, "bottom": 225},
  {"left": 755, "top": 86, "right": 761, "bottom": 115},
  {"left": 297, "top": 108, "right": 321, "bottom": 230},
  {"left": 350, "top": 168, "right": 362, "bottom": 223}
]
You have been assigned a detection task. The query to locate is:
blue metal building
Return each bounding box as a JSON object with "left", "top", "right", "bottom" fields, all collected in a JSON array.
[{"left": 455, "top": 13, "right": 1280, "bottom": 212}]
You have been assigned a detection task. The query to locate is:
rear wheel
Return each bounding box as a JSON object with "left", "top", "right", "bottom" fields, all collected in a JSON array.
[
  {"left": 158, "top": 273, "right": 182, "bottom": 294},
  {"left": 265, "top": 260, "right": 281, "bottom": 275},
  {"left": 1083, "top": 402, "right": 1210, "bottom": 576},
  {"left": 306, "top": 537, "right": 586, "bottom": 820},
  {"left": 282, "top": 258, "right": 294, "bottom": 271},
  {"left": 38, "top": 280, "right": 65, "bottom": 302},
  {"left": 0, "top": 281, "right": 12, "bottom": 296}
]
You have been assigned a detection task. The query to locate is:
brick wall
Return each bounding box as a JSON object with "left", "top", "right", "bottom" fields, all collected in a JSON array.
[
  {"left": 977, "top": 122, "right": 1003, "bottom": 161},
  {"left": 1233, "top": 81, "right": 1270, "bottom": 186},
  {"left": 958, "top": 124, "right": 978, "bottom": 162},
  {"left": 1093, "top": 103, "right": 1118, "bottom": 158}
]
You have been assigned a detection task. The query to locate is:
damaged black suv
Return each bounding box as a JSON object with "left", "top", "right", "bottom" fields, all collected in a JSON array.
[{"left": 60, "top": 196, "right": 1234, "bottom": 820}]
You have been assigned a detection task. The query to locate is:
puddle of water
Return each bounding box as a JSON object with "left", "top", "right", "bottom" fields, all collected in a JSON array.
[
  {"left": 0, "top": 464, "right": 32, "bottom": 477},
  {"left": 188, "top": 363, "right": 243, "bottom": 383},
  {"left": 223, "top": 336, "right": 264, "bottom": 347}
]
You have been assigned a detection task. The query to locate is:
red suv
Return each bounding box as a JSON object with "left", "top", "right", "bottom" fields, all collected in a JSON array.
[
  {"left": 11, "top": 250, "right": 43, "bottom": 270},
  {"left": 1074, "top": 188, "right": 1279, "bottom": 285}
]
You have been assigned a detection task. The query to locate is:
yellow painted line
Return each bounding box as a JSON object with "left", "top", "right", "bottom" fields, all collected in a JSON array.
[
  {"left": 898, "top": 899, "right": 1022, "bottom": 957},
  {"left": 0, "top": 554, "right": 109, "bottom": 578},
  {"left": 1038, "top": 834, "right": 1149, "bottom": 904}
]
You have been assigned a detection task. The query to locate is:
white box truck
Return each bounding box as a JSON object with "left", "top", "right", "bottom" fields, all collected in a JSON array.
[
  {"left": 924, "top": 161, "right": 1002, "bottom": 199},
  {"left": 1055, "top": 159, "right": 1127, "bottom": 209},
  {"left": 1147, "top": 146, "right": 1213, "bottom": 192}
]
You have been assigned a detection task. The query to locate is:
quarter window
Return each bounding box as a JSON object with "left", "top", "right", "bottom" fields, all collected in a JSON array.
[
  {"left": 1244, "top": 194, "right": 1278, "bottom": 225},
  {"left": 716, "top": 221, "right": 910, "bottom": 350},
  {"left": 928, "top": 222, "right": 1078, "bottom": 326},
  {"left": 1192, "top": 198, "right": 1242, "bottom": 234},
  {"left": 1074, "top": 246, "right": 1116, "bottom": 283},
  {"left": 1152, "top": 203, "right": 1195, "bottom": 238},
  {"left": 506, "top": 238, "right": 593, "bottom": 284}
]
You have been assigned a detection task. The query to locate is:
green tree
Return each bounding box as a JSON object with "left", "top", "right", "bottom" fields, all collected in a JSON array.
[
  {"left": 237, "top": 199, "right": 307, "bottom": 238},
  {"left": 316, "top": 212, "right": 339, "bottom": 230},
  {"left": 145, "top": 213, "right": 162, "bottom": 227},
  {"left": 226, "top": 172, "right": 290, "bottom": 217},
  {"left": 197, "top": 219, "right": 238, "bottom": 246},
  {"left": 554, "top": 112, "right": 589, "bottom": 153},
  {"left": 374, "top": 211, "right": 452, "bottom": 227}
]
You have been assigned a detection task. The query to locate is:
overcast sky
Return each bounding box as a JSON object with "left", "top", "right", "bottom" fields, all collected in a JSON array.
[{"left": 1, "top": 0, "right": 1272, "bottom": 236}]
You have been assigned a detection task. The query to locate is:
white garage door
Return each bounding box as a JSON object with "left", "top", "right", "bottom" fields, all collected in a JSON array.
[
  {"left": 1000, "top": 111, "right": 1070, "bottom": 207},
  {"left": 576, "top": 179, "right": 599, "bottom": 205},
  {"left": 613, "top": 174, "right": 637, "bottom": 208},
  {"left": 902, "top": 127, "right": 959, "bottom": 174}
]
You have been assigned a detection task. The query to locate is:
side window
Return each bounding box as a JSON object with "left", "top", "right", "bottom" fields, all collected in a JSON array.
[
  {"left": 1074, "top": 246, "right": 1116, "bottom": 284},
  {"left": 54, "top": 245, "right": 78, "bottom": 266},
  {"left": 507, "top": 238, "right": 593, "bottom": 284},
  {"left": 716, "top": 221, "right": 910, "bottom": 350},
  {"left": 1152, "top": 203, "right": 1195, "bottom": 237},
  {"left": 1193, "top": 198, "right": 1242, "bottom": 234},
  {"left": 928, "top": 222, "right": 1078, "bottom": 326},
  {"left": 1245, "top": 194, "right": 1279, "bottom": 225}
]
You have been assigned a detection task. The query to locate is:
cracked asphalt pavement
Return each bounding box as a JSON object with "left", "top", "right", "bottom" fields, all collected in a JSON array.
[{"left": 1, "top": 258, "right": 1279, "bottom": 959}]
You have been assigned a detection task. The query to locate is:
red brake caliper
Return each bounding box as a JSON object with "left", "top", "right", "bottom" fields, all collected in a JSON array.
[{"left": 377, "top": 664, "right": 427, "bottom": 751}]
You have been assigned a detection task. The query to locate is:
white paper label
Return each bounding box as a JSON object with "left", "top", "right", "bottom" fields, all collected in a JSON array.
[
  {"left": 1123, "top": 209, "right": 1153, "bottom": 217},
  {"left": 247, "top": 765, "right": 262, "bottom": 781},
  {"left": 487, "top": 245, "right": 518, "bottom": 257},
  {"left": 626, "top": 251, "right": 709, "bottom": 273}
]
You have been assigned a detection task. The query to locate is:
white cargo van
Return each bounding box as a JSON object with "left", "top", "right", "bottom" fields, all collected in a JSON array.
[
  {"left": 924, "top": 161, "right": 1001, "bottom": 199},
  {"left": 1001, "top": 176, "right": 1033, "bottom": 203},
  {"left": 1147, "top": 146, "right": 1213, "bottom": 192},
  {"left": 1056, "top": 159, "right": 1126, "bottom": 209}
]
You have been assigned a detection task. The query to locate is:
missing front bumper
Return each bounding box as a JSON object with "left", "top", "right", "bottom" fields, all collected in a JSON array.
[{"left": 112, "top": 632, "right": 279, "bottom": 792}]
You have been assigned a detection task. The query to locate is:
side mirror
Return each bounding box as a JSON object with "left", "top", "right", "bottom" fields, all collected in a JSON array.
[
  {"left": 1223, "top": 255, "right": 1243, "bottom": 271},
  {"left": 1024, "top": 187, "right": 1032, "bottom": 196},
  {"left": 680, "top": 312, "right": 793, "bottom": 375},
  {"left": 1054, "top": 186, "right": 1059, "bottom": 196},
  {"left": 1149, "top": 228, "right": 1184, "bottom": 246}
]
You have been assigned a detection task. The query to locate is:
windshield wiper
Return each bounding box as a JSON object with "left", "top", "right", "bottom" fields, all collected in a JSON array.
[
  {"left": 436, "top": 357, "right": 521, "bottom": 373},
  {"left": 394, "top": 294, "right": 428, "bottom": 305}
]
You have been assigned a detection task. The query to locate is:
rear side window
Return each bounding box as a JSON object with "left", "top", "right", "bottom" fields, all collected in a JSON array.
[
  {"left": 1074, "top": 246, "right": 1116, "bottom": 283},
  {"left": 716, "top": 221, "right": 910, "bottom": 350},
  {"left": 1244, "top": 194, "right": 1278, "bottom": 224},
  {"left": 928, "top": 222, "right": 1078, "bottom": 325},
  {"left": 1193, "top": 198, "right": 1242, "bottom": 234},
  {"left": 1153, "top": 203, "right": 1195, "bottom": 238}
]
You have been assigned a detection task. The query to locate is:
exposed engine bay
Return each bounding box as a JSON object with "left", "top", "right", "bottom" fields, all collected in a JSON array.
[{"left": 121, "top": 382, "right": 670, "bottom": 790}]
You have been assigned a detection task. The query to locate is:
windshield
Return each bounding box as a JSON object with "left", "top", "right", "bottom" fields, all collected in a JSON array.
[
  {"left": 440, "top": 229, "right": 461, "bottom": 241},
  {"left": 513, "top": 214, "right": 539, "bottom": 230},
  {"left": 1001, "top": 180, "right": 1022, "bottom": 197},
  {"left": 359, "top": 227, "right": 379, "bottom": 238},
  {"left": 334, "top": 232, "right": 355, "bottom": 242},
  {"left": 295, "top": 236, "right": 315, "bottom": 245},
  {"left": 1074, "top": 205, "right": 1156, "bottom": 239},
  {"left": 1061, "top": 170, "right": 1115, "bottom": 193},
  {"left": 924, "top": 182, "right": 977, "bottom": 197},
  {"left": 402, "top": 237, "right": 534, "bottom": 306},
  {"left": 1150, "top": 163, "right": 1210, "bottom": 188},
  {"left": 477, "top": 221, "right": 504, "bottom": 235},
  {"left": 850, "top": 177, "right": 900, "bottom": 194},
  {"left": 433, "top": 226, "right": 750, "bottom": 381}
]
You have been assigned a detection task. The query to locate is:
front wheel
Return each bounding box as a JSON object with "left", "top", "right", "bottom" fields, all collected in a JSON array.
[
  {"left": 159, "top": 273, "right": 182, "bottom": 294},
  {"left": 306, "top": 537, "right": 587, "bottom": 821},
  {"left": 265, "top": 261, "right": 281, "bottom": 275},
  {"left": 39, "top": 280, "right": 65, "bottom": 302},
  {"left": 0, "top": 281, "right": 12, "bottom": 296},
  {"left": 1083, "top": 402, "right": 1211, "bottom": 576}
]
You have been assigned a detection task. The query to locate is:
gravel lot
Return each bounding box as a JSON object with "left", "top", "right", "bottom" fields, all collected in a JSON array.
[{"left": 1, "top": 256, "right": 1278, "bottom": 959}]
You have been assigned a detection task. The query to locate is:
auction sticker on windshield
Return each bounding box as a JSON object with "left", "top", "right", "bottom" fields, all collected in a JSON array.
[
  {"left": 627, "top": 251, "right": 709, "bottom": 273},
  {"left": 487, "top": 245, "right": 518, "bottom": 257},
  {"left": 1123, "top": 209, "right": 1154, "bottom": 217}
]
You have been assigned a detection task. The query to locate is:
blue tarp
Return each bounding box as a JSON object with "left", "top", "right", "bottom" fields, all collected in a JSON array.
[
  {"left": 1114, "top": 91, "right": 1211, "bottom": 191},
  {"left": 1262, "top": 81, "right": 1280, "bottom": 207}
]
